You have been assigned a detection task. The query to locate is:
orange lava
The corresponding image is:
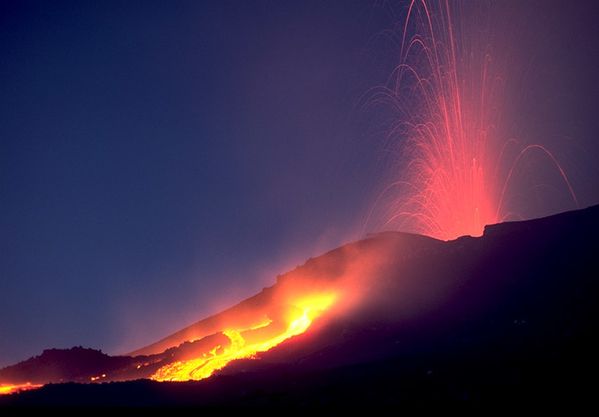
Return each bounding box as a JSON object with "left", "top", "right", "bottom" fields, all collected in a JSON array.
[
  {"left": 151, "top": 293, "right": 337, "bottom": 381},
  {"left": 0, "top": 383, "right": 43, "bottom": 395}
]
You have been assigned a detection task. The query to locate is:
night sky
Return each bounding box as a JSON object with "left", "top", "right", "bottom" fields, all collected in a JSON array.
[{"left": 1, "top": 0, "right": 598, "bottom": 367}]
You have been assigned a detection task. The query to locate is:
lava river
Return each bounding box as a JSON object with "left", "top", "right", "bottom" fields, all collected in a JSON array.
[{"left": 150, "top": 293, "right": 337, "bottom": 381}]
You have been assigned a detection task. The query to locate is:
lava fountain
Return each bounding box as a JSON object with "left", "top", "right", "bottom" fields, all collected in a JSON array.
[{"left": 364, "top": 0, "right": 578, "bottom": 240}]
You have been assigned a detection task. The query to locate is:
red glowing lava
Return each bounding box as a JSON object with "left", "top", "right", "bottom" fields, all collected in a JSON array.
[
  {"left": 0, "top": 383, "right": 42, "bottom": 396},
  {"left": 364, "top": 0, "right": 578, "bottom": 240}
]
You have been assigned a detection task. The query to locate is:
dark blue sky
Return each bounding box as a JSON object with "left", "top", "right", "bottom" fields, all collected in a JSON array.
[
  {"left": 0, "top": 0, "right": 383, "bottom": 365},
  {"left": 1, "top": 0, "right": 598, "bottom": 366}
]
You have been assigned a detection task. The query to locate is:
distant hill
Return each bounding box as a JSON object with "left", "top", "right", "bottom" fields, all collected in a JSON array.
[{"left": 0, "top": 347, "right": 132, "bottom": 385}]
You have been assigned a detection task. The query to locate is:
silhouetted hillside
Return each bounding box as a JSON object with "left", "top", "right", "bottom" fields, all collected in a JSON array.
[
  {"left": 1, "top": 205, "right": 598, "bottom": 405},
  {"left": 0, "top": 347, "right": 132, "bottom": 385}
]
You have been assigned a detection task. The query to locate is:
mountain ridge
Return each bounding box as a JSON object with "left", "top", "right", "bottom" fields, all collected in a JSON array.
[{"left": 2, "top": 204, "right": 598, "bottom": 404}]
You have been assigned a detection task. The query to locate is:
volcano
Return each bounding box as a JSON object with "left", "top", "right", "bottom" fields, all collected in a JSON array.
[{"left": 1, "top": 205, "right": 598, "bottom": 405}]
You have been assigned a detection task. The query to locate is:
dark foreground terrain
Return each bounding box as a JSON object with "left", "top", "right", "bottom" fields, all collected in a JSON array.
[{"left": 2, "top": 205, "right": 598, "bottom": 406}]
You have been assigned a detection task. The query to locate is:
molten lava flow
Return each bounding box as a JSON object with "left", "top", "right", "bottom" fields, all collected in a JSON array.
[
  {"left": 0, "top": 383, "right": 43, "bottom": 395},
  {"left": 151, "top": 293, "right": 337, "bottom": 382}
]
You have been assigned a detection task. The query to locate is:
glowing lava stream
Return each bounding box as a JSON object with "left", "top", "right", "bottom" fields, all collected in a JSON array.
[
  {"left": 151, "top": 293, "right": 337, "bottom": 382},
  {"left": 0, "top": 383, "right": 43, "bottom": 395}
]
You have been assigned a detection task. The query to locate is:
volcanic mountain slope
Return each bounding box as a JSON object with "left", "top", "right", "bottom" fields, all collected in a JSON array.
[
  {"left": 1, "top": 230, "right": 444, "bottom": 385},
  {"left": 1, "top": 205, "right": 598, "bottom": 405}
]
